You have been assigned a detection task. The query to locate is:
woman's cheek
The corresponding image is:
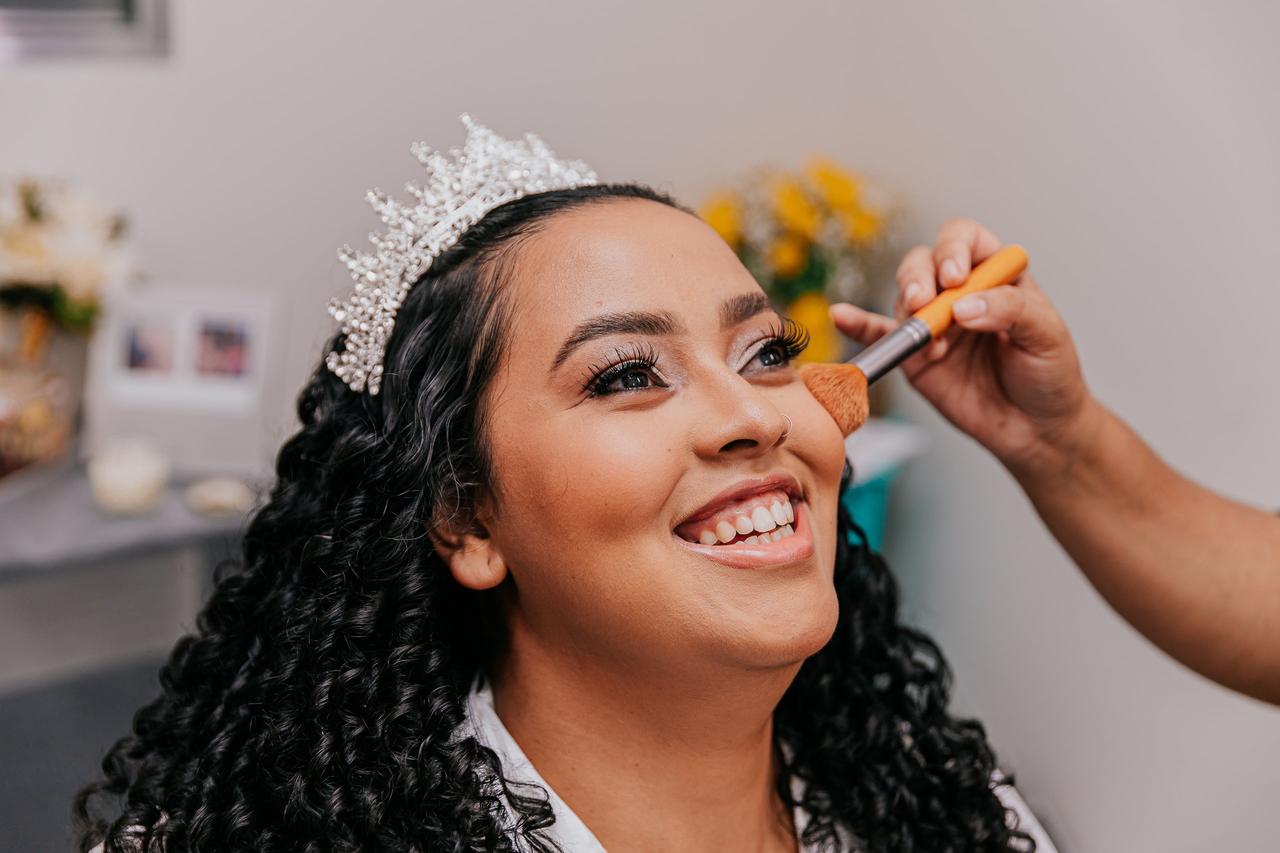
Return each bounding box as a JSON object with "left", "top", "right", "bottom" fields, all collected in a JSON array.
[
  {"left": 792, "top": 392, "right": 848, "bottom": 555},
  {"left": 519, "top": 413, "right": 680, "bottom": 539},
  {"left": 795, "top": 391, "right": 848, "bottom": 481}
]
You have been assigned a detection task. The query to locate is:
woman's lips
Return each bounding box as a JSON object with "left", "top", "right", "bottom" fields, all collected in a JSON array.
[
  {"left": 674, "top": 489, "right": 796, "bottom": 545},
  {"left": 673, "top": 499, "right": 815, "bottom": 570},
  {"left": 675, "top": 473, "right": 802, "bottom": 529}
]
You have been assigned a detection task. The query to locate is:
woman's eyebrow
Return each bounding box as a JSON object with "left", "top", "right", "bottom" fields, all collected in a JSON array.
[
  {"left": 720, "top": 292, "right": 772, "bottom": 329},
  {"left": 552, "top": 310, "right": 681, "bottom": 370},
  {"left": 551, "top": 293, "right": 774, "bottom": 372}
]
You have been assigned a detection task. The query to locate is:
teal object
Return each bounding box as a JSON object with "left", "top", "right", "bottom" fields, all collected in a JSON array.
[{"left": 840, "top": 468, "right": 898, "bottom": 552}]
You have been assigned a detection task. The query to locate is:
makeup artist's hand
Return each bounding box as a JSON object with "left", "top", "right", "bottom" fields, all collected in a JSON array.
[
  {"left": 830, "top": 218, "right": 1098, "bottom": 479},
  {"left": 834, "top": 218, "right": 1280, "bottom": 706}
]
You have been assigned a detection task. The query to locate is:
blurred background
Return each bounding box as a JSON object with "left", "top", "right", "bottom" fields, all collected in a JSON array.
[{"left": 2, "top": 1, "right": 1278, "bottom": 851}]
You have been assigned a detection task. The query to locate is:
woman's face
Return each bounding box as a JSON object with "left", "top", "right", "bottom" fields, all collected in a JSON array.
[{"left": 471, "top": 199, "right": 847, "bottom": 679}]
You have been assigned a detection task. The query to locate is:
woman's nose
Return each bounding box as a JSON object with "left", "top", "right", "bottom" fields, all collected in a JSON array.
[{"left": 690, "top": 373, "right": 790, "bottom": 460}]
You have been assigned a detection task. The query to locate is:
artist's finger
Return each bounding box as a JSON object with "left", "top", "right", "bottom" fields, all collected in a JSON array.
[
  {"left": 933, "top": 218, "right": 1004, "bottom": 289},
  {"left": 829, "top": 302, "right": 896, "bottom": 346},
  {"left": 949, "top": 279, "right": 1065, "bottom": 354},
  {"left": 920, "top": 325, "right": 962, "bottom": 363},
  {"left": 895, "top": 246, "right": 937, "bottom": 319}
]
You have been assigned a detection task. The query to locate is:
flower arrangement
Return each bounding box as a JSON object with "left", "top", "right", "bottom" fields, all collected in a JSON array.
[
  {"left": 0, "top": 179, "right": 131, "bottom": 481},
  {"left": 700, "top": 157, "right": 893, "bottom": 363},
  {"left": 0, "top": 178, "right": 130, "bottom": 361}
]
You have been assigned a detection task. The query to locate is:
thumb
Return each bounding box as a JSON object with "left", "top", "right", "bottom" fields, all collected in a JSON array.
[
  {"left": 829, "top": 302, "right": 897, "bottom": 348},
  {"left": 949, "top": 283, "right": 1066, "bottom": 354}
]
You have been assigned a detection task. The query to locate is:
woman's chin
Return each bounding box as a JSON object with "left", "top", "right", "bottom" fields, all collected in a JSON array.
[{"left": 717, "top": 584, "right": 840, "bottom": 670}]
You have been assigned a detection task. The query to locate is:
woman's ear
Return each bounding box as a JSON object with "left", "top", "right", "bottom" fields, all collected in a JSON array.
[{"left": 428, "top": 511, "right": 508, "bottom": 591}]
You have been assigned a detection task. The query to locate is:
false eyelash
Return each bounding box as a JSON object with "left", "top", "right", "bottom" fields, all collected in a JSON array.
[
  {"left": 752, "top": 316, "right": 811, "bottom": 363},
  {"left": 582, "top": 342, "right": 662, "bottom": 397}
]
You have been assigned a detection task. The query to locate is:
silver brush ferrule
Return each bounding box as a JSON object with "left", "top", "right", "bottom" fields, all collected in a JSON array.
[{"left": 850, "top": 317, "right": 932, "bottom": 385}]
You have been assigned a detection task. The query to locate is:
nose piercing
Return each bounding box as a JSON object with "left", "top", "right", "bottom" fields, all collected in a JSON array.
[{"left": 779, "top": 413, "right": 793, "bottom": 441}]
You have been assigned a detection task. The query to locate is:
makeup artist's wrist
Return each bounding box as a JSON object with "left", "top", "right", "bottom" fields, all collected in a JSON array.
[{"left": 1003, "top": 395, "right": 1112, "bottom": 493}]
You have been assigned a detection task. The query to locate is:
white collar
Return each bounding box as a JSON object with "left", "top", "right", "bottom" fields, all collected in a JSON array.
[
  {"left": 463, "top": 677, "right": 840, "bottom": 852},
  {"left": 464, "top": 678, "right": 1055, "bottom": 852}
]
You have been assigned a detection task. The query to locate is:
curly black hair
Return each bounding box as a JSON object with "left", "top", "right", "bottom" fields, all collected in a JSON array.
[{"left": 74, "top": 183, "right": 1034, "bottom": 852}]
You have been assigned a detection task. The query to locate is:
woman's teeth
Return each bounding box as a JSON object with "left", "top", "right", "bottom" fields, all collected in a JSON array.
[{"left": 692, "top": 497, "right": 797, "bottom": 547}]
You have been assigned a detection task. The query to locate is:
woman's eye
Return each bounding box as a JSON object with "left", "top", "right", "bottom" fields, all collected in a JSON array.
[
  {"left": 749, "top": 339, "right": 799, "bottom": 372},
  {"left": 614, "top": 368, "right": 655, "bottom": 390},
  {"left": 746, "top": 321, "right": 809, "bottom": 372},
  {"left": 754, "top": 343, "right": 790, "bottom": 368},
  {"left": 590, "top": 362, "right": 665, "bottom": 396}
]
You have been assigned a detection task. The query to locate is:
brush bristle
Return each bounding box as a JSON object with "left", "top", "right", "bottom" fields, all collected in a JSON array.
[{"left": 798, "top": 362, "right": 869, "bottom": 436}]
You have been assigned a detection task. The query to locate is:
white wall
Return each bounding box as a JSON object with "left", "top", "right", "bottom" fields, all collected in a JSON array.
[{"left": 4, "top": 2, "right": 1278, "bottom": 849}]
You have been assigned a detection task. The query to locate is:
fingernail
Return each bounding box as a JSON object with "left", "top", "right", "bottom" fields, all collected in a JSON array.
[
  {"left": 904, "top": 281, "right": 924, "bottom": 307},
  {"left": 952, "top": 295, "right": 986, "bottom": 319},
  {"left": 940, "top": 259, "right": 962, "bottom": 283}
]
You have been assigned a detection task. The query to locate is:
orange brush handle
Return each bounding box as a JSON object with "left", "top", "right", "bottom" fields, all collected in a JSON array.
[{"left": 912, "top": 245, "right": 1029, "bottom": 337}]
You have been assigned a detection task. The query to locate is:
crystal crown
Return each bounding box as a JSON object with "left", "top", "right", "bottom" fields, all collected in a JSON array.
[{"left": 326, "top": 114, "right": 598, "bottom": 394}]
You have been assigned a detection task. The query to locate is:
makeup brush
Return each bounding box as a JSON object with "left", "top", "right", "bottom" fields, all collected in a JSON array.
[{"left": 799, "top": 244, "right": 1029, "bottom": 435}]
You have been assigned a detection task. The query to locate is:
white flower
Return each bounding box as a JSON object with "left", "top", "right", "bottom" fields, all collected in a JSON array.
[{"left": 0, "top": 178, "right": 132, "bottom": 307}]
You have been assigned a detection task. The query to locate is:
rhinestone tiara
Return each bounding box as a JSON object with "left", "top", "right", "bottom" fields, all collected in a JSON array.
[{"left": 325, "top": 114, "right": 599, "bottom": 394}]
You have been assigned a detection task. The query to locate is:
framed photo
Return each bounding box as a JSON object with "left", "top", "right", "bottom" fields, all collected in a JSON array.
[{"left": 82, "top": 284, "right": 279, "bottom": 478}]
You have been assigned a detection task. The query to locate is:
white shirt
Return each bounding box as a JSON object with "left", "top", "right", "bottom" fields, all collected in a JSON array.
[{"left": 465, "top": 679, "right": 1059, "bottom": 852}]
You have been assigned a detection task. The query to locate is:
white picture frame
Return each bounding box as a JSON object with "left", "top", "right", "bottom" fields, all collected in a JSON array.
[{"left": 82, "top": 283, "right": 279, "bottom": 479}]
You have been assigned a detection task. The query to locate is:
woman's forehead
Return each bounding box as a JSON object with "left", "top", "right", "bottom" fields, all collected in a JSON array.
[{"left": 506, "top": 199, "right": 761, "bottom": 339}]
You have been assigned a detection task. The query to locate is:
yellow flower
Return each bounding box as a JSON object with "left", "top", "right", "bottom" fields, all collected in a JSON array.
[
  {"left": 768, "top": 234, "right": 808, "bottom": 278},
  {"left": 805, "top": 156, "right": 861, "bottom": 213},
  {"left": 842, "top": 207, "right": 883, "bottom": 244},
  {"left": 785, "top": 291, "right": 841, "bottom": 364},
  {"left": 771, "top": 177, "right": 821, "bottom": 240},
  {"left": 700, "top": 191, "right": 742, "bottom": 246}
]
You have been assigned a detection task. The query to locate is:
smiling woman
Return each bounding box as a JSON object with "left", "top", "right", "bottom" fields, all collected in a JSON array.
[{"left": 73, "top": 142, "right": 1053, "bottom": 849}]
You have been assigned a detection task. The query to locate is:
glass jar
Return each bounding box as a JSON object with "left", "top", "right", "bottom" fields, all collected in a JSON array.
[{"left": 0, "top": 358, "right": 74, "bottom": 481}]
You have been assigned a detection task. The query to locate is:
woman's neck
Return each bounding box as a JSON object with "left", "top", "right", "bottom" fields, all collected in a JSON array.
[{"left": 490, "top": 639, "right": 801, "bottom": 852}]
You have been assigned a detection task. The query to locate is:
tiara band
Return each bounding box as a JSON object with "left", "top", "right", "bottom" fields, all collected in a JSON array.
[{"left": 325, "top": 114, "right": 599, "bottom": 394}]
